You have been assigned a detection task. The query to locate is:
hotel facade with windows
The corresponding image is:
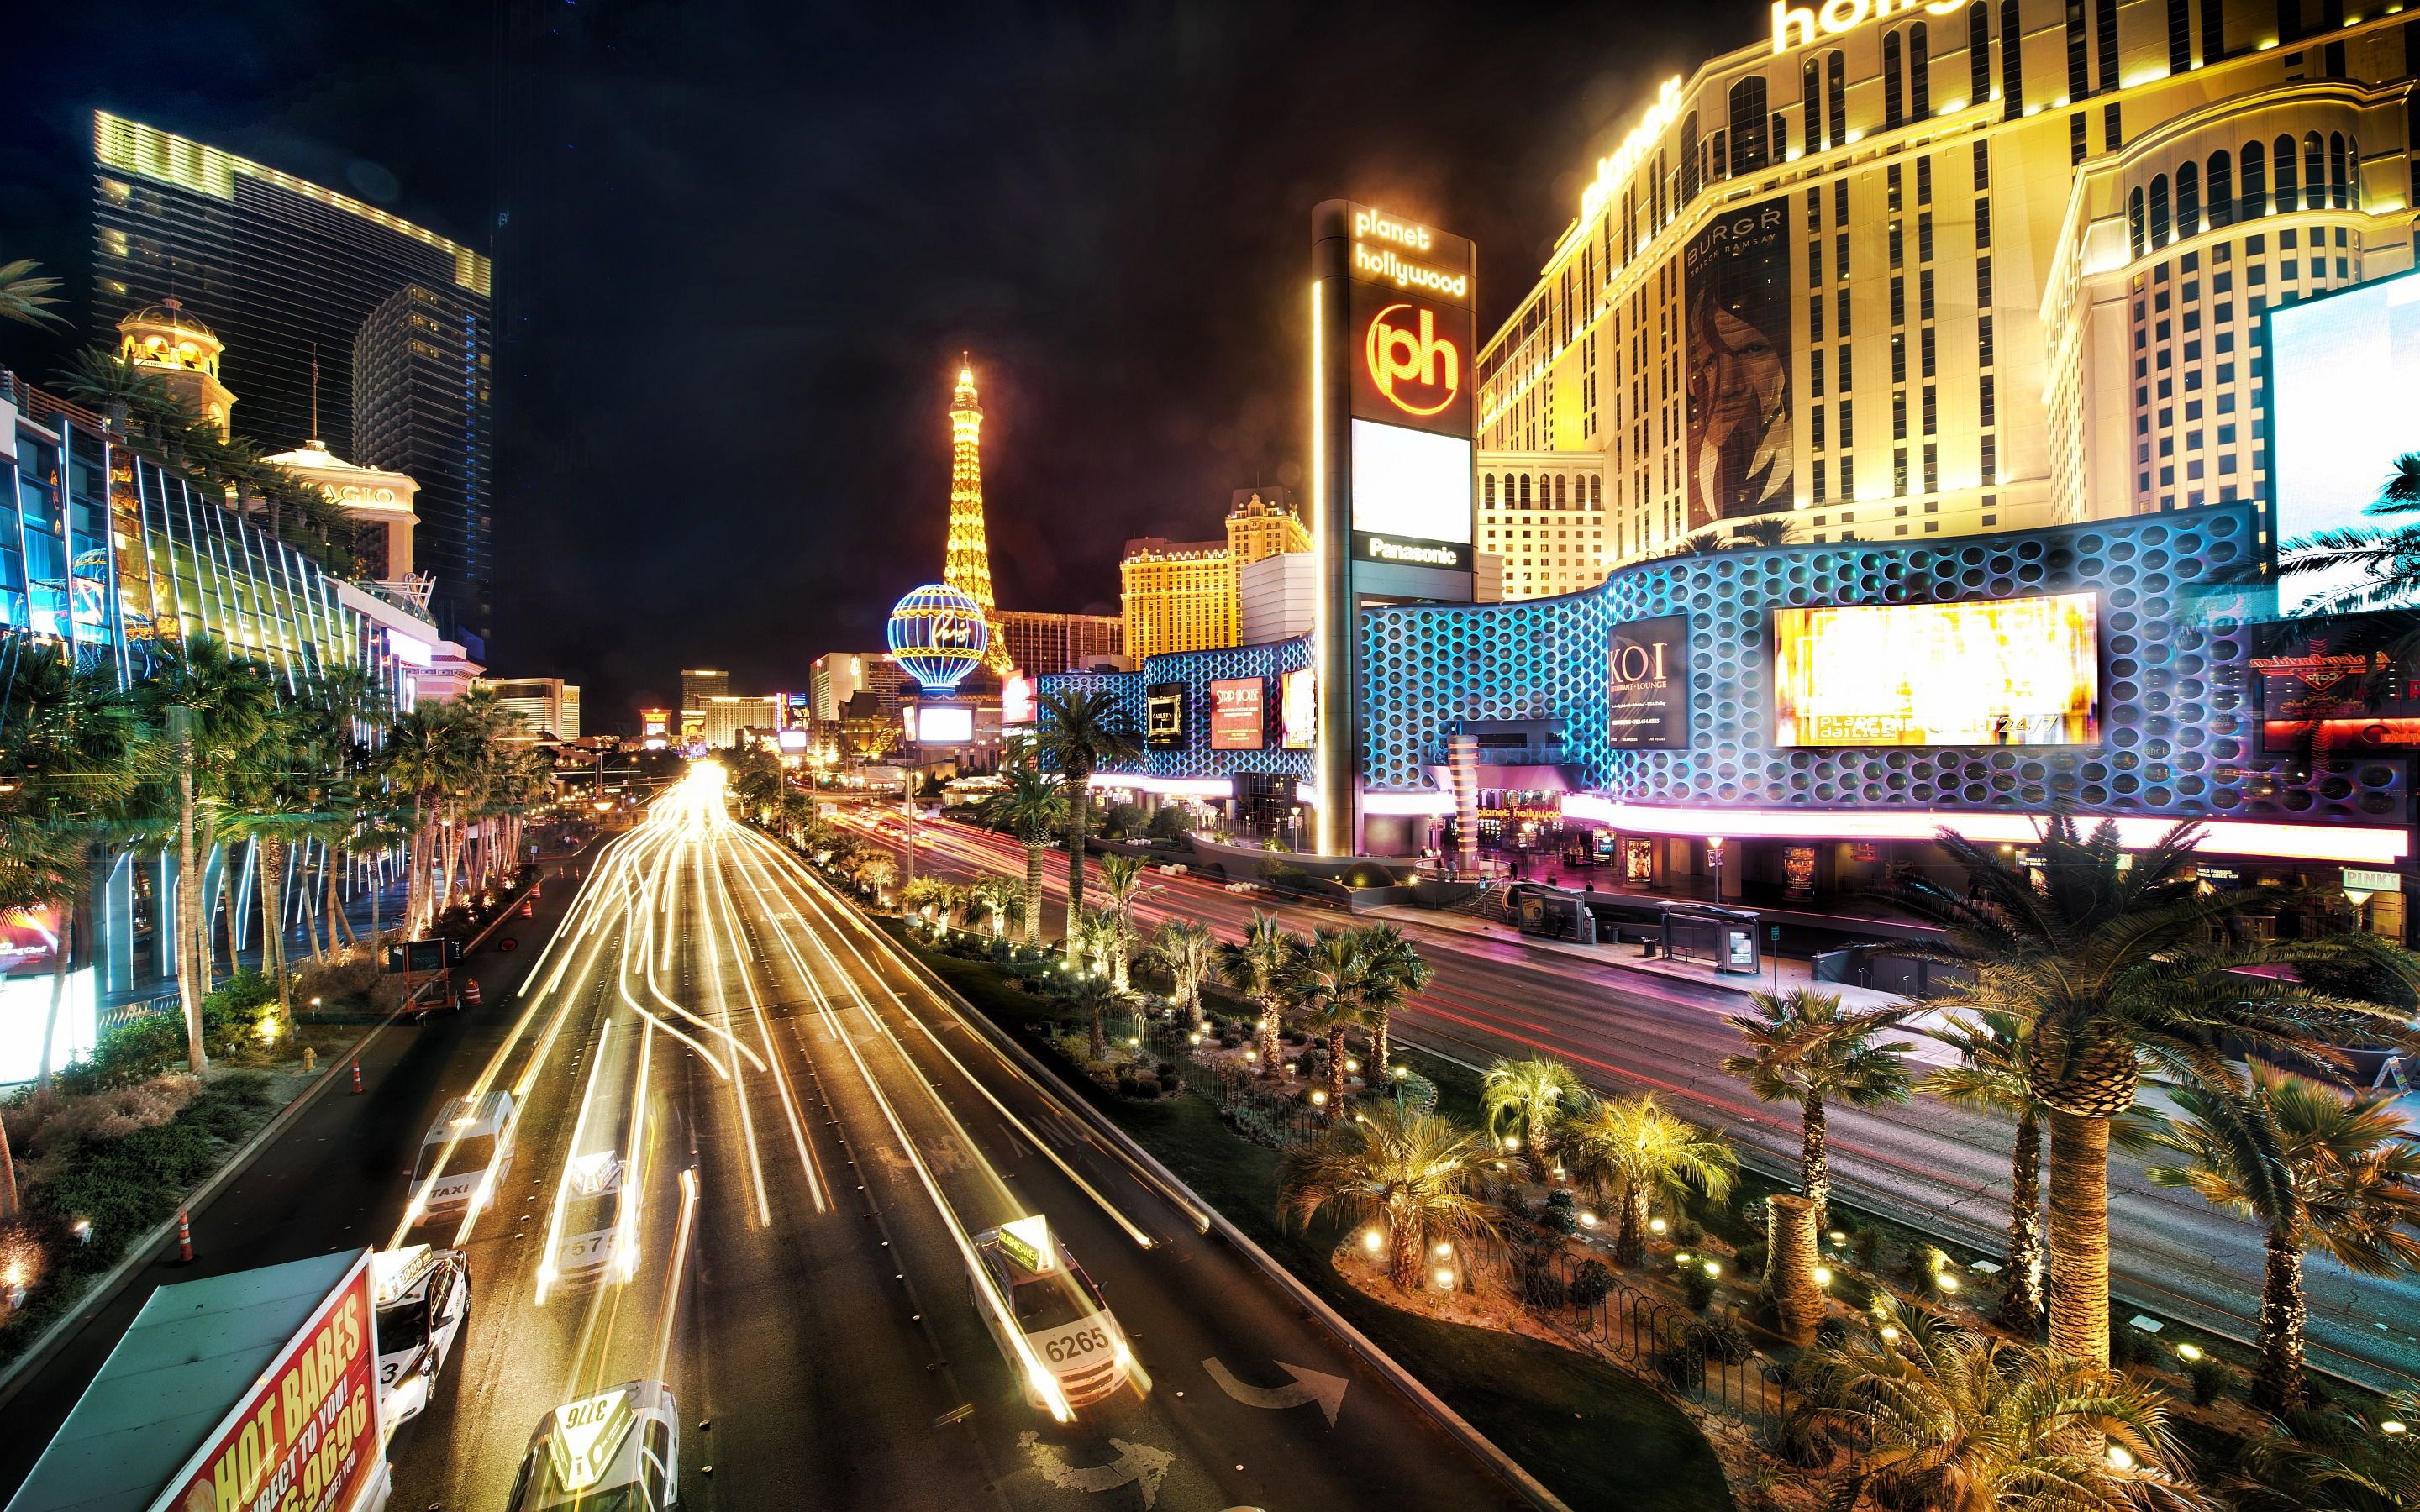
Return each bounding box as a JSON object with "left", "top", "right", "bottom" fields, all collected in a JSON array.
[{"left": 1475, "top": 0, "right": 2418, "bottom": 583}]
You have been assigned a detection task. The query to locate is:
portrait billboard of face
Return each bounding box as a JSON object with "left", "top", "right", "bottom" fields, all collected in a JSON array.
[{"left": 1684, "top": 199, "right": 1793, "bottom": 529}]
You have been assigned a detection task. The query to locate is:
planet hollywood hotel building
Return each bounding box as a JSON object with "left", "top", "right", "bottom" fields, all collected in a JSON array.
[{"left": 1048, "top": 0, "right": 2420, "bottom": 929}]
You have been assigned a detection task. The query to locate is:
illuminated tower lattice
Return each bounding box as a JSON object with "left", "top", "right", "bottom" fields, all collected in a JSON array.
[{"left": 944, "top": 358, "right": 1011, "bottom": 670}]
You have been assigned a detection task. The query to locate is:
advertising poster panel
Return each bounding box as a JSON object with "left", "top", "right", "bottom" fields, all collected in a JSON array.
[
  {"left": 1684, "top": 198, "right": 1794, "bottom": 529},
  {"left": 1146, "top": 683, "right": 1186, "bottom": 749},
  {"left": 1606, "top": 615, "right": 1692, "bottom": 748},
  {"left": 1280, "top": 668, "right": 1317, "bottom": 749},
  {"left": 156, "top": 1256, "right": 381, "bottom": 1512},
  {"left": 2267, "top": 272, "right": 2420, "bottom": 613},
  {"left": 1208, "top": 678, "right": 1265, "bottom": 750},
  {"left": 1773, "top": 592, "right": 2100, "bottom": 746},
  {"left": 2251, "top": 612, "right": 2420, "bottom": 753}
]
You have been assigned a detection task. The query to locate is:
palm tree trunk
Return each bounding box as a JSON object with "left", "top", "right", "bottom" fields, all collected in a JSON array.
[
  {"left": 1802, "top": 1093, "right": 1830, "bottom": 1223},
  {"left": 1088, "top": 1000, "right": 1107, "bottom": 1063},
  {"left": 1998, "top": 1113, "right": 2047, "bottom": 1336},
  {"left": 300, "top": 843, "right": 325, "bottom": 961},
  {"left": 1113, "top": 912, "right": 1130, "bottom": 991},
  {"left": 1370, "top": 1009, "right": 1392, "bottom": 1092},
  {"left": 1064, "top": 775, "right": 1090, "bottom": 966},
  {"left": 0, "top": 1107, "right": 17, "bottom": 1219},
  {"left": 175, "top": 720, "right": 208, "bottom": 1075},
  {"left": 1254, "top": 997, "right": 1281, "bottom": 1071},
  {"left": 260, "top": 836, "right": 291, "bottom": 1026},
  {"left": 1023, "top": 840, "right": 1045, "bottom": 948},
  {"left": 1766, "top": 1192, "right": 1824, "bottom": 1345},
  {"left": 1390, "top": 1215, "right": 1422, "bottom": 1289},
  {"left": 2046, "top": 1109, "right": 2112, "bottom": 1369},
  {"left": 38, "top": 908, "right": 74, "bottom": 1092},
  {"left": 1613, "top": 1184, "right": 1650, "bottom": 1267},
  {"left": 1326, "top": 1026, "right": 1349, "bottom": 1112},
  {"left": 2251, "top": 1233, "right": 2309, "bottom": 1413}
]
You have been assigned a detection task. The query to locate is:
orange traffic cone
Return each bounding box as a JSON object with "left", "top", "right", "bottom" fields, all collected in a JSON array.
[{"left": 176, "top": 1210, "right": 194, "bottom": 1263}]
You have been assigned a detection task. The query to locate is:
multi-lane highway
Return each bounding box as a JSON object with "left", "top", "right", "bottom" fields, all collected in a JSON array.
[{"left": 846, "top": 805, "right": 2420, "bottom": 1394}]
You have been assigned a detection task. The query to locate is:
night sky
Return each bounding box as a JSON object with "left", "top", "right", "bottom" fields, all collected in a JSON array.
[{"left": 1, "top": 0, "right": 1754, "bottom": 724}]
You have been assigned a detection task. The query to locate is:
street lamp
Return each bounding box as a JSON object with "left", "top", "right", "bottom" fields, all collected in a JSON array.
[{"left": 1706, "top": 835, "right": 1725, "bottom": 903}]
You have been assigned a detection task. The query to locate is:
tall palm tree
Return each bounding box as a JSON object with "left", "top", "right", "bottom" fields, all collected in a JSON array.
[
  {"left": 222, "top": 706, "right": 338, "bottom": 1028},
  {"left": 2278, "top": 452, "right": 2420, "bottom": 612},
  {"left": 52, "top": 347, "right": 192, "bottom": 444},
  {"left": 1277, "top": 1105, "right": 1500, "bottom": 1289},
  {"left": 1481, "top": 1054, "right": 1589, "bottom": 1182},
  {"left": 1216, "top": 911, "right": 1302, "bottom": 1069},
  {"left": 1559, "top": 1093, "right": 1739, "bottom": 1266},
  {"left": 1146, "top": 917, "right": 1215, "bottom": 1023},
  {"left": 1731, "top": 517, "right": 1798, "bottom": 547},
  {"left": 1801, "top": 1299, "right": 2210, "bottom": 1512},
  {"left": 2143, "top": 1067, "right": 2420, "bottom": 1412},
  {"left": 1349, "top": 923, "right": 1431, "bottom": 1083},
  {"left": 852, "top": 849, "right": 897, "bottom": 903},
  {"left": 0, "top": 258, "right": 66, "bottom": 328},
  {"left": 1923, "top": 1011, "right": 2053, "bottom": 1336},
  {"left": 1096, "top": 852, "right": 1156, "bottom": 990},
  {"left": 139, "top": 635, "right": 277, "bottom": 1073},
  {"left": 1292, "top": 929, "right": 1377, "bottom": 1113},
  {"left": 1033, "top": 688, "right": 1140, "bottom": 965},
  {"left": 971, "top": 875, "right": 1023, "bottom": 941},
  {"left": 1722, "top": 986, "right": 1915, "bottom": 1224},
  {"left": 1883, "top": 812, "right": 2416, "bottom": 1369},
  {"left": 981, "top": 761, "right": 1066, "bottom": 949}
]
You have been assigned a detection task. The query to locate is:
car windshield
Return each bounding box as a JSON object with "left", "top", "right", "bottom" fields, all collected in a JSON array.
[
  {"left": 508, "top": 1457, "right": 642, "bottom": 1512},
  {"left": 378, "top": 1296, "right": 430, "bottom": 1352},
  {"left": 1012, "top": 1269, "right": 1097, "bottom": 1333},
  {"left": 414, "top": 1134, "right": 497, "bottom": 1183}
]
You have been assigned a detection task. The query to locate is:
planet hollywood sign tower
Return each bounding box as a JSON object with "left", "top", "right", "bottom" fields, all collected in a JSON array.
[{"left": 1309, "top": 202, "right": 1480, "bottom": 853}]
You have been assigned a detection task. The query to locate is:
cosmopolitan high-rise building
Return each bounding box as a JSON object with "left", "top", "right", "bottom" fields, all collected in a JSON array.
[
  {"left": 89, "top": 112, "right": 496, "bottom": 653},
  {"left": 1476, "top": 0, "right": 2418, "bottom": 568}
]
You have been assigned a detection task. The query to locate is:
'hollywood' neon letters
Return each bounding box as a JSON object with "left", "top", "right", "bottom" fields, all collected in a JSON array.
[{"left": 1770, "top": 0, "right": 1961, "bottom": 54}]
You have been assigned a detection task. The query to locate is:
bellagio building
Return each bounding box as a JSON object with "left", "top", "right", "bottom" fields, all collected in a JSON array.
[{"left": 1475, "top": 0, "right": 2418, "bottom": 583}]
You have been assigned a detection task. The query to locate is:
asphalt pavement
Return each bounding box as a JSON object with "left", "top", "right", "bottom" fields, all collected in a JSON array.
[{"left": 852, "top": 806, "right": 2420, "bottom": 1394}]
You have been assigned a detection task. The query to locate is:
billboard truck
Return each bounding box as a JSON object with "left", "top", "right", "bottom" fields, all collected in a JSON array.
[{"left": 8, "top": 1249, "right": 388, "bottom": 1512}]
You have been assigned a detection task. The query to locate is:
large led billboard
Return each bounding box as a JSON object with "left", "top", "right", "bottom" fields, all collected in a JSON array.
[
  {"left": 2270, "top": 271, "right": 2420, "bottom": 613},
  {"left": 1209, "top": 678, "right": 1265, "bottom": 750},
  {"left": 1774, "top": 592, "right": 2100, "bottom": 747},
  {"left": 1607, "top": 615, "right": 1691, "bottom": 748},
  {"left": 1351, "top": 421, "right": 1473, "bottom": 553},
  {"left": 2250, "top": 612, "right": 2420, "bottom": 753},
  {"left": 916, "top": 705, "right": 975, "bottom": 744}
]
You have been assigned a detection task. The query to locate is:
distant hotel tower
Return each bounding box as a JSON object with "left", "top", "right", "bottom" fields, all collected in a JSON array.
[{"left": 89, "top": 112, "right": 497, "bottom": 655}]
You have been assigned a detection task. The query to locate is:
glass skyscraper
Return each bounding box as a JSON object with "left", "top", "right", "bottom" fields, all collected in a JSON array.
[{"left": 89, "top": 113, "right": 496, "bottom": 655}]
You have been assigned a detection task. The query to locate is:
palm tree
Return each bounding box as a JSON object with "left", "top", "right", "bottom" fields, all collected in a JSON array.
[
  {"left": 2143, "top": 1067, "right": 2420, "bottom": 1412},
  {"left": 1480, "top": 1053, "right": 1589, "bottom": 1183},
  {"left": 1731, "top": 517, "right": 1798, "bottom": 547},
  {"left": 981, "top": 762, "right": 1066, "bottom": 949},
  {"left": 1146, "top": 917, "right": 1215, "bottom": 1023},
  {"left": 1277, "top": 1105, "right": 1500, "bottom": 1289},
  {"left": 971, "top": 875, "right": 1023, "bottom": 941},
  {"left": 222, "top": 706, "right": 338, "bottom": 1028},
  {"left": 1033, "top": 688, "right": 1140, "bottom": 966},
  {"left": 1096, "top": 852, "right": 1157, "bottom": 990},
  {"left": 1801, "top": 1298, "right": 2210, "bottom": 1512},
  {"left": 139, "top": 635, "right": 277, "bottom": 1074},
  {"left": 2278, "top": 453, "right": 2420, "bottom": 612},
  {"left": 0, "top": 258, "right": 66, "bottom": 328},
  {"left": 1884, "top": 813, "right": 2417, "bottom": 1369},
  {"left": 1923, "top": 1011, "right": 2054, "bottom": 1336},
  {"left": 52, "top": 347, "right": 191, "bottom": 444},
  {"left": 1292, "top": 930, "right": 1377, "bottom": 1113},
  {"left": 2237, "top": 1389, "right": 2420, "bottom": 1512},
  {"left": 1722, "top": 987, "right": 1915, "bottom": 1225},
  {"left": 1056, "top": 965, "right": 1138, "bottom": 1063},
  {"left": 1217, "top": 911, "right": 1302, "bottom": 1069},
  {"left": 1349, "top": 923, "right": 1431, "bottom": 1084},
  {"left": 1559, "top": 1093, "right": 1738, "bottom": 1266},
  {"left": 853, "top": 850, "right": 897, "bottom": 903}
]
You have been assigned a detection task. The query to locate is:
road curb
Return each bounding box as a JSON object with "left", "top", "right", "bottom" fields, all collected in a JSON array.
[
  {"left": 855, "top": 908, "right": 1575, "bottom": 1512},
  {"left": 0, "top": 861, "right": 566, "bottom": 1410}
]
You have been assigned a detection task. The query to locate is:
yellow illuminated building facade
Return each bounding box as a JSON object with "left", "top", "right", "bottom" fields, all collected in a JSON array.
[
  {"left": 1477, "top": 0, "right": 2417, "bottom": 563},
  {"left": 1477, "top": 452, "right": 1613, "bottom": 598},
  {"left": 1119, "top": 490, "right": 1312, "bottom": 660}
]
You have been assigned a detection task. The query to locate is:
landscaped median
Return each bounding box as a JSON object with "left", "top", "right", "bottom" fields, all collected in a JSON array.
[{"left": 892, "top": 925, "right": 1738, "bottom": 1512}]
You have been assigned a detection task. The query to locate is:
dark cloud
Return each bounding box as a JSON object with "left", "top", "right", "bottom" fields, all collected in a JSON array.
[{"left": 0, "top": 0, "right": 1752, "bottom": 723}]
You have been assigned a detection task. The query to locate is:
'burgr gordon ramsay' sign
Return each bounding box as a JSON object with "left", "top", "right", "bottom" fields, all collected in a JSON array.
[
  {"left": 1607, "top": 615, "right": 1692, "bottom": 748},
  {"left": 160, "top": 1253, "right": 380, "bottom": 1512}
]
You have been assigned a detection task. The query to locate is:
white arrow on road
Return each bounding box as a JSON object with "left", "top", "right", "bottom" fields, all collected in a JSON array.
[
  {"left": 1202, "top": 1357, "right": 1348, "bottom": 1427},
  {"left": 1017, "top": 1431, "right": 1175, "bottom": 1508}
]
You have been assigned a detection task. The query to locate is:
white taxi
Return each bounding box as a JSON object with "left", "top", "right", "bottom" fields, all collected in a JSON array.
[
  {"left": 372, "top": 1244, "right": 468, "bottom": 1426},
  {"left": 408, "top": 1089, "right": 518, "bottom": 1226},
  {"left": 506, "top": 1380, "right": 681, "bottom": 1512}
]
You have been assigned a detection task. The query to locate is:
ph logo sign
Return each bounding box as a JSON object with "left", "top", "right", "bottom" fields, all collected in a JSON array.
[{"left": 1364, "top": 303, "right": 1460, "bottom": 417}]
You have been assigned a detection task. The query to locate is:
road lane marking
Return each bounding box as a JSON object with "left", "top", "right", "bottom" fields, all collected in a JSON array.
[
  {"left": 1017, "top": 1431, "right": 1175, "bottom": 1507},
  {"left": 1201, "top": 1357, "right": 1347, "bottom": 1427}
]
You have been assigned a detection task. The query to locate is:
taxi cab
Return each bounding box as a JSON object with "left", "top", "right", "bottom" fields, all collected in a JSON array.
[
  {"left": 408, "top": 1089, "right": 518, "bottom": 1226},
  {"left": 372, "top": 1244, "right": 468, "bottom": 1426},
  {"left": 506, "top": 1380, "right": 681, "bottom": 1512}
]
